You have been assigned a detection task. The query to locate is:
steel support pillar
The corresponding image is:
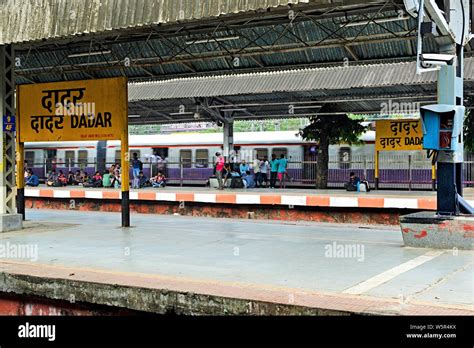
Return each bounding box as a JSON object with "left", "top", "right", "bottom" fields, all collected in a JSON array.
[
  {"left": 0, "top": 45, "right": 22, "bottom": 232},
  {"left": 223, "top": 114, "right": 234, "bottom": 162},
  {"left": 436, "top": 44, "right": 464, "bottom": 215}
]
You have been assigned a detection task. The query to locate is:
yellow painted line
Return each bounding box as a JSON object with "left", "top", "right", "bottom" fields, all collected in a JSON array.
[{"left": 343, "top": 250, "right": 445, "bottom": 295}]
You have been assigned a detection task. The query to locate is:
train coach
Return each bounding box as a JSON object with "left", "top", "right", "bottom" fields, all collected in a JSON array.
[{"left": 22, "top": 130, "right": 443, "bottom": 188}]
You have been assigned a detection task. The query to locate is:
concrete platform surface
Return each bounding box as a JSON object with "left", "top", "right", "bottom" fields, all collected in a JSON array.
[
  {"left": 0, "top": 210, "right": 472, "bottom": 315},
  {"left": 24, "top": 186, "right": 474, "bottom": 210}
]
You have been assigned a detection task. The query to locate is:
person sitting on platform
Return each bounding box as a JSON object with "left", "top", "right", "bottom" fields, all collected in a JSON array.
[
  {"left": 102, "top": 170, "right": 112, "bottom": 188},
  {"left": 139, "top": 171, "right": 151, "bottom": 188},
  {"left": 151, "top": 171, "right": 166, "bottom": 188},
  {"left": 46, "top": 170, "right": 60, "bottom": 187},
  {"left": 75, "top": 170, "right": 83, "bottom": 185},
  {"left": 57, "top": 170, "right": 68, "bottom": 186},
  {"left": 25, "top": 169, "right": 39, "bottom": 187},
  {"left": 345, "top": 172, "right": 360, "bottom": 192},
  {"left": 84, "top": 171, "right": 102, "bottom": 188},
  {"left": 113, "top": 170, "right": 121, "bottom": 189},
  {"left": 92, "top": 171, "right": 103, "bottom": 187},
  {"left": 67, "top": 171, "right": 77, "bottom": 185},
  {"left": 242, "top": 170, "right": 256, "bottom": 189}
]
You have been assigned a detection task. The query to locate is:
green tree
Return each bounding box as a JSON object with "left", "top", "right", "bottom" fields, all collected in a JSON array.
[
  {"left": 300, "top": 114, "right": 367, "bottom": 189},
  {"left": 465, "top": 97, "right": 474, "bottom": 152}
]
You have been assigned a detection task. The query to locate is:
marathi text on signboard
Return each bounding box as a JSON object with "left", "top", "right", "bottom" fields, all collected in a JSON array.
[
  {"left": 376, "top": 119, "right": 423, "bottom": 151},
  {"left": 17, "top": 77, "right": 127, "bottom": 142}
]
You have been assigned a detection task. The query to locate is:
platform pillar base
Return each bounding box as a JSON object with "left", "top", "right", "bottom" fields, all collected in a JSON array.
[
  {"left": 400, "top": 212, "right": 474, "bottom": 250},
  {"left": 0, "top": 214, "right": 22, "bottom": 233}
]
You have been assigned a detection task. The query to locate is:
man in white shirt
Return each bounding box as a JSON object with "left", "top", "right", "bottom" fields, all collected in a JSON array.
[{"left": 252, "top": 157, "right": 261, "bottom": 188}]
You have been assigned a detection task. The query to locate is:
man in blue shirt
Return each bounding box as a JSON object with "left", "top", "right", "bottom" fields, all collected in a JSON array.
[
  {"left": 239, "top": 160, "right": 249, "bottom": 176},
  {"left": 277, "top": 154, "right": 289, "bottom": 188},
  {"left": 131, "top": 152, "right": 143, "bottom": 189},
  {"left": 25, "top": 170, "right": 39, "bottom": 187},
  {"left": 269, "top": 154, "right": 279, "bottom": 188},
  {"left": 242, "top": 171, "right": 256, "bottom": 188}
]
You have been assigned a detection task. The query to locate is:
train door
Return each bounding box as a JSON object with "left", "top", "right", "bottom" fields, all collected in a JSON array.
[
  {"left": 152, "top": 148, "right": 169, "bottom": 177},
  {"left": 303, "top": 145, "right": 318, "bottom": 183},
  {"left": 96, "top": 141, "right": 107, "bottom": 174},
  {"left": 45, "top": 149, "right": 57, "bottom": 174}
]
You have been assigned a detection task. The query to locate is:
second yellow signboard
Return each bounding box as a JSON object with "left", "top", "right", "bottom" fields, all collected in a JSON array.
[
  {"left": 17, "top": 77, "right": 127, "bottom": 142},
  {"left": 376, "top": 119, "right": 423, "bottom": 151}
]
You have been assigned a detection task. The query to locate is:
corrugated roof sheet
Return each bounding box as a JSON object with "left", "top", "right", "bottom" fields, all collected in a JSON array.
[
  {"left": 0, "top": 0, "right": 313, "bottom": 44},
  {"left": 129, "top": 58, "right": 474, "bottom": 101}
]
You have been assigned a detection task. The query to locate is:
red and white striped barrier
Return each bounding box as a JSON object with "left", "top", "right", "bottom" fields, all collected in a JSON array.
[{"left": 22, "top": 187, "right": 466, "bottom": 211}]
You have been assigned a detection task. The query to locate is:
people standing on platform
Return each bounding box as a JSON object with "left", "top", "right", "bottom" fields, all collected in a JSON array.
[
  {"left": 25, "top": 170, "right": 39, "bottom": 187},
  {"left": 131, "top": 153, "right": 143, "bottom": 189},
  {"left": 277, "top": 154, "right": 289, "bottom": 189},
  {"left": 269, "top": 154, "right": 279, "bottom": 189},
  {"left": 252, "top": 156, "right": 261, "bottom": 188},
  {"left": 215, "top": 152, "right": 225, "bottom": 190},
  {"left": 223, "top": 162, "right": 233, "bottom": 188},
  {"left": 259, "top": 156, "right": 269, "bottom": 188}
]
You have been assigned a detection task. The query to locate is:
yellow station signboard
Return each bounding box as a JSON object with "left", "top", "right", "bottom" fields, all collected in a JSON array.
[
  {"left": 375, "top": 119, "right": 423, "bottom": 151},
  {"left": 17, "top": 77, "right": 127, "bottom": 142}
]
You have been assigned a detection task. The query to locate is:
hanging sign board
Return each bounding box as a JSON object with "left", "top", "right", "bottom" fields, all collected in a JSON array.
[
  {"left": 17, "top": 77, "right": 127, "bottom": 142},
  {"left": 376, "top": 119, "right": 423, "bottom": 151}
]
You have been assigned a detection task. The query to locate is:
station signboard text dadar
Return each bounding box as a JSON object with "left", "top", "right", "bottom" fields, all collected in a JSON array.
[
  {"left": 16, "top": 77, "right": 127, "bottom": 142},
  {"left": 15, "top": 77, "right": 131, "bottom": 227},
  {"left": 376, "top": 119, "right": 423, "bottom": 151}
]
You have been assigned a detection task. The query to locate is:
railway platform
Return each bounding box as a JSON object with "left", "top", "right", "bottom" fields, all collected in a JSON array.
[
  {"left": 0, "top": 210, "right": 472, "bottom": 316},
  {"left": 23, "top": 186, "right": 474, "bottom": 225}
]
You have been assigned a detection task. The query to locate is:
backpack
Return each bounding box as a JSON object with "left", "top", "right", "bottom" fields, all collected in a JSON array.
[{"left": 231, "top": 177, "right": 244, "bottom": 189}]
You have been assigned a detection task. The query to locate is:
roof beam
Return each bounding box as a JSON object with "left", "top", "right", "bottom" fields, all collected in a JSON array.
[{"left": 15, "top": 31, "right": 417, "bottom": 80}]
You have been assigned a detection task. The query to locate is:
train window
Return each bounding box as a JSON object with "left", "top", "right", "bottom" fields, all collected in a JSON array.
[
  {"left": 65, "top": 151, "right": 75, "bottom": 166},
  {"left": 339, "top": 147, "right": 351, "bottom": 169},
  {"left": 255, "top": 148, "right": 268, "bottom": 160},
  {"left": 195, "top": 149, "right": 208, "bottom": 168},
  {"left": 115, "top": 150, "right": 121, "bottom": 165},
  {"left": 24, "top": 151, "right": 35, "bottom": 168},
  {"left": 180, "top": 150, "right": 192, "bottom": 168},
  {"left": 78, "top": 150, "right": 88, "bottom": 168},
  {"left": 272, "top": 148, "right": 288, "bottom": 159},
  {"left": 153, "top": 148, "right": 169, "bottom": 159}
]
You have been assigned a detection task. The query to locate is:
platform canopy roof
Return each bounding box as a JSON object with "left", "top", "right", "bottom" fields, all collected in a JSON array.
[
  {"left": 3, "top": 0, "right": 472, "bottom": 124},
  {"left": 126, "top": 58, "right": 474, "bottom": 124}
]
